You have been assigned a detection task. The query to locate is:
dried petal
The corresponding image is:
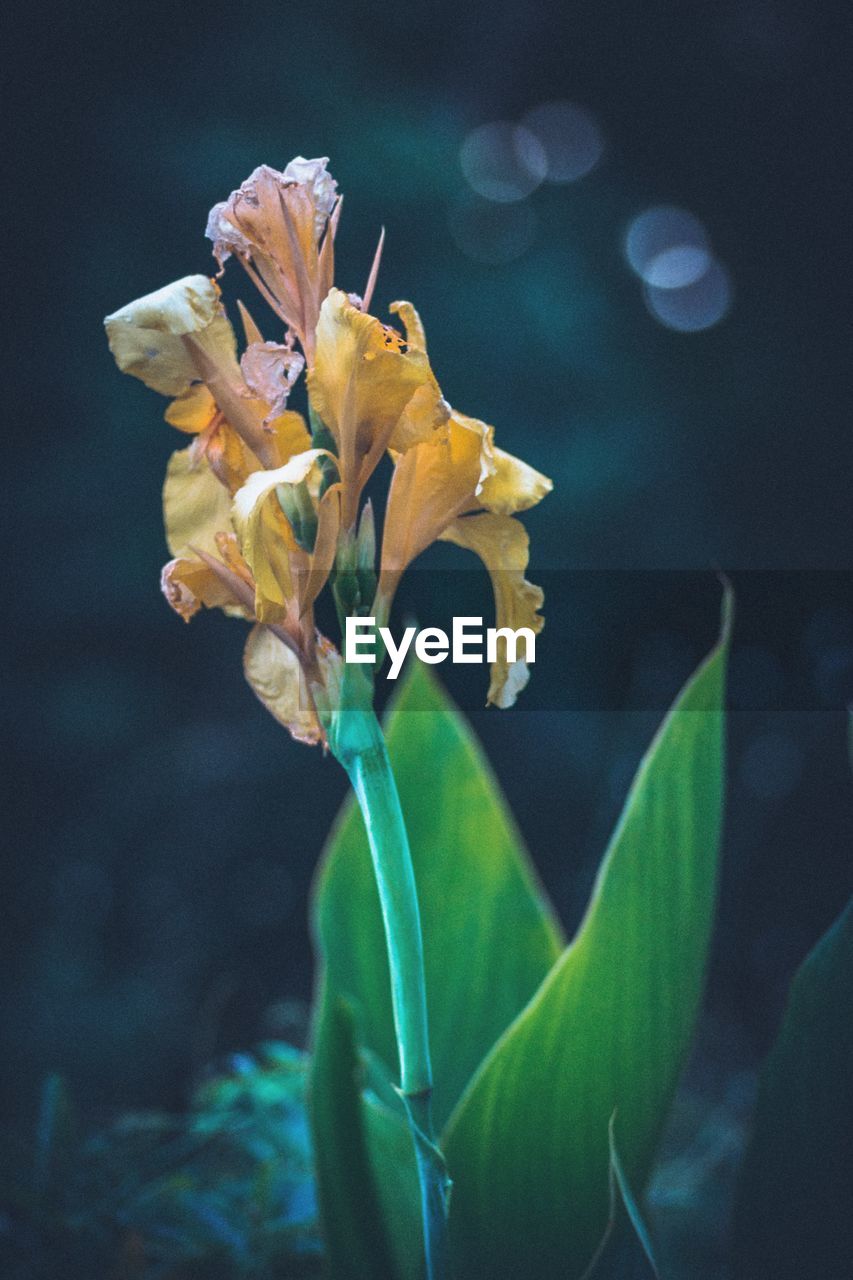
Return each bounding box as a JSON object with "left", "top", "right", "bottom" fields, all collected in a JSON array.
[
  {"left": 240, "top": 341, "right": 305, "bottom": 421},
  {"left": 243, "top": 623, "right": 324, "bottom": 745}
]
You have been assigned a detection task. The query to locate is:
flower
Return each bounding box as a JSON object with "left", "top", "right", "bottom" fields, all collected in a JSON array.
[
  {"left": 105, "top": 155, "right": 552, "bottom": 739},
  {"left": 375, "top": 301, "right": 551, "bottom": 707},
  {"left": 105, "top": 274, "right": 341, "bottom": 745},
  {"left": 104, "top": 275, "right": 308, "bottom": 474},
  {"left": 307, "top": 288, "right": 449, "bottom": 529},
  {"left": 206, "top": 159, "right": 339, "bottom": 364}
]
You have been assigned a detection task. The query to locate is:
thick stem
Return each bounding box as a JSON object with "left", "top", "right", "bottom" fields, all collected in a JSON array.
[{"left": 332, "top": 703, "right": 451, "bottom": 1280}]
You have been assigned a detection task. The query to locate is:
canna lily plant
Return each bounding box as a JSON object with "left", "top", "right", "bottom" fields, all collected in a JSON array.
[
  {"left": 106, "top": 155, "right": 732, "bottom": 1280},
  {"left": 105, "top": 156, "right": 550, "bottom": 1277}
]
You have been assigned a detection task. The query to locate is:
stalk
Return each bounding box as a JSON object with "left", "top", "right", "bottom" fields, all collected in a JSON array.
[{"left": 330, "top": 696, "right": 451, "bottom": 1280}]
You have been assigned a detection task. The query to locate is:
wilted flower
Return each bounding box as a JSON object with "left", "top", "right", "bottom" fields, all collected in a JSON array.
[
  {"left": 373, "top": 301, "right": 551, "bottom": 706},
  {"left": 307, "top": 288, "right": 450, "bottom": 529},
  {"left": 105, "top": 155, "right": 551, "bottom": 742},
  {"left": 206, "top": 158, "right": 339, "bottom": 364}
]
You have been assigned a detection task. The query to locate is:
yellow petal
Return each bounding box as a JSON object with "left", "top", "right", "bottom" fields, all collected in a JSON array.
[
  {"left": 440, "top": 513, "right": 544, "bottom": 709},
  {"left": 163, "top": 444, "right": 233, "bottom": 558},
  {"left": 243, "top": 624, "right": 325, "bottom": 745},
  {"left": 231, "top": 450, "right": 329, "bottom": 622},
  {"left": 160, "top": 555, "right": 251, "bottom": 622},
  {"left": 478, "top": 446, "right": 553, "bottom": 515},
  {"left": 164, "top": 384, "right": 219, "bottom": 434},
  {"left": 389, "top": 299, "right": 428, "bottom": 353},
  {"left": 268, "top": 409, "right": 312, "bottom": 464},
  {"left": 105, "top": 275, "right": 237, "bottom": 397},
  {"left": 387, "top": 301, "right": 551, "bottom": 516},
  {"left": 378, "top": 413, "right": 492, "bottom": 595},
  {"left": 307, "top": 289, "right": 447, "bottom": 522},
  {"left": 204, "top": 423, "right": 261, "bottom": 495},
  {"left": 391, "top": 382, "right": 451, "bottom": 454},
  {"left": 203, "top": 407, "right": 310, "bottom": 494}
]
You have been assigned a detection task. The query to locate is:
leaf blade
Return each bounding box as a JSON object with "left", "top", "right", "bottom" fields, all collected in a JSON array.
[
  {"left": 733, "top": 896, "right": 853, "bottom": 1279},
  {"left": 443, "top": 592, "right": 731, "bottom": 1278}
]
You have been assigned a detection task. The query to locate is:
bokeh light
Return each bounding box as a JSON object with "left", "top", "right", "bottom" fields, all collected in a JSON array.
[
  {"left": 644, "top": 258, "right": 732, "bottom": 332},
  {"left": 522, "top": 100, "right": 605, "bottom": 182},
  {"left": 625, "top": 205, "right": 710, "bottom": 283},
  {"left": 459, "top": 122, "right": 547, "bottom": 202},
  {"left": 448, "top": 197, "right": 537, "bottom": 264},
  {"left": 643, "top": 245, "right": 711, "bottom": 289}
]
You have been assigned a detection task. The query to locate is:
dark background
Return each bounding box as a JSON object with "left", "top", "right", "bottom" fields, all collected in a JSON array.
[{"left": 4, "top": 0, "right": 851, "bottom": 1156}]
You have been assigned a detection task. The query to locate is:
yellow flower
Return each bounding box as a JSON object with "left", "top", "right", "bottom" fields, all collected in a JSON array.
[
  {"left": 104, "top": 275, "right": 310, "bottom": 473},
  {"left": 105, "top": 158, "right": 554, "bottom": 737},
  {"left": 376, "top": 301, "right": 551, "bottom": 707},
  {"left": 230, "top": 449, "right": 341, "bottom": 624},
  {"left": 440, "top": 514, "right": 544, "bottom": 708},
  {"left": 307, "top": 288, "right": 449, "bottom": 528},
  {"left": 206, "top": 159, "right": 339, "bottom": 364},
  {"left": 105, "top": 275, "right": 340, "bottom": 746}
]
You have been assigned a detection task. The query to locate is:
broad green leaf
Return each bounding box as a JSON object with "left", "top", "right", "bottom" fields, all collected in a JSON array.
[
  {"left": 733, "top": 897, "right": 853, "bottom": 1279},
  {"left": 443, "top": 591, "right": 731, "bottom": 1279},
  {"left": 310, "top": 992, "right": 398, "bottom": 1280},
  {"left": 310, "top": 660, "right": 563, "bottom": 1277},
  {"left": 312, "top": 659, "right": 563, "bottom": 1131}
]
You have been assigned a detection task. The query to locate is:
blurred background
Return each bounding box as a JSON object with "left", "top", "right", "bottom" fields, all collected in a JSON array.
[{"left": 4, "top": 0, "right": 851, "bottom": 1216}]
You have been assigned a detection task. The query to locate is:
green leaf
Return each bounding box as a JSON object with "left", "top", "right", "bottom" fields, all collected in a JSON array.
[
  {"left": 733, "top": 897, "right": 853, "bottom": 1279},
  {"left": 443, "top": 590, "right": 731, "bottom": 1279},
  {"left": 312, "top": 659, "right": 563, "bottom": 1128},
  {"left": 310, "top": 660, "right": 563, "bottom": 1275},
  {"left": 310, "top": 993, "right": 399, "bottom": 1280}
]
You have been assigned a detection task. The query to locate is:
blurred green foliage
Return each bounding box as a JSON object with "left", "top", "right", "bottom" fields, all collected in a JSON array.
[{"left": 2, "top": 1045, "right": 320, "bottom": 1279}]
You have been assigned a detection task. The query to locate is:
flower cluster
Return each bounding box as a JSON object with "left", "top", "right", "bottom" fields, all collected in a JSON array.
[{"left": 105, "top": 157, "right": 551, "bottom": 744}]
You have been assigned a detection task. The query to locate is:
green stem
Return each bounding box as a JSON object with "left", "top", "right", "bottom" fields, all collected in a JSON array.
[{"left": 331, "top": 700, "right": 451, "bottom": 1280}]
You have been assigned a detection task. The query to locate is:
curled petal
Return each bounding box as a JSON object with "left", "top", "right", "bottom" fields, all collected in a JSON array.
[
  {"left": 240, "top": 341, "right": 305, "bottom": 420},
  {"left": 282, "top": 156, "right": 338, "bottom": 235},
  {"left": 231, "top": 449, "right": 331, "bottom": 621},
  {"left": 378, "top": 414, "right": 487, "bottom": 598},
  {"left": 387, "top": 301, "right": 550, "bottom": 516},
  {"left": 391, "top": 383, "right": 452, "bottom": 455},
  {"left": 267, "top": 409, "right": 312, "bottom": 464},
  {"left": 243, "top": 624, "right": 326, "bottom": 745},
  {"left": 164, "top": 383, "right": 218, "bottom": 434},
  {"left": 308, "top": 289, "right": 448, "bottom": 523},
  {"left": 105, "top": 275, "right": 236, "bottom": 397},
  {"left": 163, "top": 445, "right": 233, "bottom": 558},
  {"left": 479, "top": 447, "right": 553, "bottom": 516},
  {"left": 206, "top": 201, "right": 252, "bottom": 265},
  {"left": 205, "top": 162, "right": 338, "bottom": 353},
  {"left": 202, "top": 423, "right": 260, "bottom": 495},
  {"left": 389, "top": 299, "right": 428, "bottom": 353},
  {"left": 440, "top": 513, "right": 544, "bottom": 709},
  {"left": 161, "top": 555, "right": 251, "bottom": 622}
]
